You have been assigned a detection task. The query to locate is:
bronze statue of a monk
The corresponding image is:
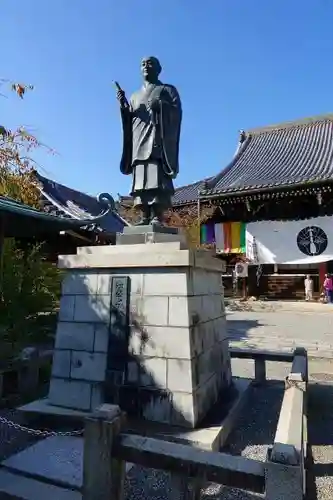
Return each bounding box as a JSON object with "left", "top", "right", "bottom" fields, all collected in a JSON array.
[{"left": 115, "top": 56, "right": 182, "bottom": 225}]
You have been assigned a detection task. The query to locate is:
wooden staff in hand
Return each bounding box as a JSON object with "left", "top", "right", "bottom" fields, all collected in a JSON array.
[{"left": 113, "top": 81, "right": 129, "bottom": 109}]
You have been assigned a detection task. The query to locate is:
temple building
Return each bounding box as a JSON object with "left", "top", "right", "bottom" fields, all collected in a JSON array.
[
  {"left": 0, "top": 171, "right": 128, "bottom": 264},
  {"left": 174, "top": 113, "right": 333, "bottom": 299},
  {"left": 32, "top": 172, "right": 128, "bottom": 256}
]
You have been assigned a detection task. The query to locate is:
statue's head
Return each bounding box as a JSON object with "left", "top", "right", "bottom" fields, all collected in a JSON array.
[{"left": 141, "top": 56, "right": 162, "bottom": 82}]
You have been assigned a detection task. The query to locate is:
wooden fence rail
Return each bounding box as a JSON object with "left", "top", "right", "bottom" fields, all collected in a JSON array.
[
  {"left": 83, "top": 404, "right": 265, "bottom": 500},
  {"left": 82, "top": 347, "right": 308, "bottom": 500},
  {"left": 116, "top": 434, "right": 265, "bottom": 492}
]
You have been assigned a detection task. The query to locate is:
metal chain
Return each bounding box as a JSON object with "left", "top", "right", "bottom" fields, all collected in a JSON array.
[{"left": 0, "top": 416, "right": 83, "bottom": 438}]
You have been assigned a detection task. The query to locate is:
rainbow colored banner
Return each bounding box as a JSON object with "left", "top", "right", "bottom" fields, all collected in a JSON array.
[
  {"left": 200, "top": 221, "right": 246, "bottom": 253},
  {"left": 215, "top": 222, "right": 246, "bottom": 254},
  {"left": 200, "top": 222, "right": 215, "bottom": 244}
]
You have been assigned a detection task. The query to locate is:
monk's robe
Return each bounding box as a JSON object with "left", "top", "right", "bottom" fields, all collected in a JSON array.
[{"left": 119, "top": 81, "right": 182, "bottom": 210}]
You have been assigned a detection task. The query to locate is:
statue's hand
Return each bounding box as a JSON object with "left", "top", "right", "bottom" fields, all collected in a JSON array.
[{"left": 116, "top": 89, "right": 127, "bottom": 108}]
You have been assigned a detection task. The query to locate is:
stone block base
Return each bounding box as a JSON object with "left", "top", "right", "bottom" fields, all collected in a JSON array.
[
  {"left": 48, "top": 238, "right": 230, "bottom": 428},
  {"left": 19, "top": 379, "right": 251, "bottom": 453}
]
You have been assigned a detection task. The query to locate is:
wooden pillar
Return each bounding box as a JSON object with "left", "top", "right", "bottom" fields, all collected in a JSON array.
[
  {"left": 242, "top": 277, "right": 247, "bottom": 299},
  {"left": 265, "top": 459, "right": 303, "bottom": 500},
  {"left": 319, "top": 262, "right": 327, "bottom": 291},
  {"left": 197, "top": 197, "right": 201, "bottom": 246},
  {"left": 0, "top": 216, "right": 5, "bottom": 302},
  {"left": 254, "top": 358, "right": 266, "bottom": 385},
  {"left": 170, "top": 474, "right": 202, "bottom": 500},
  {"left": 83, "top": 404, "right": 126, "bottom": 500},
  {"left": 247, "top": 265, "right": 257, "bottom": 297}
]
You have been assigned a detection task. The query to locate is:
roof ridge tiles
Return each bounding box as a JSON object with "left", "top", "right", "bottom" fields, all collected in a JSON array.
[
  {"left": 206, "top": 113, "right": 333, "bottom": 196},
  {"left": 248, "top": 113, "right": 333, "bottom": 136}
]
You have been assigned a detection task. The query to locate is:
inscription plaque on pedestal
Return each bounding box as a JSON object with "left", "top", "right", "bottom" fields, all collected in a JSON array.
[{"left": 105, "top": 276, "right": 130, "bottom": 403}]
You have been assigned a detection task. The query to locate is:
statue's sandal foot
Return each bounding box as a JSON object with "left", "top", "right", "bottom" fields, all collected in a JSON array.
[{"left": 150, "top": 216, "right": 163, "bottom": 226}]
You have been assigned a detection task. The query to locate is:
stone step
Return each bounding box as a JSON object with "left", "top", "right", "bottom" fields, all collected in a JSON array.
[
  {"left": 0, "top": 469, "right": 81, "bottom": 500},
  {"left": 0, "top": 435, "right": 134, "bottom": 498}
]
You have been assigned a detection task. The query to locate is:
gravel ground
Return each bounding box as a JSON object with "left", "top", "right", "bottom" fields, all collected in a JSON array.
[
  {"left": 307, "top": 383, "right": 333, "bottom": 500},
  {"left": 124, "top": 383, "right": 333, "bottom": 500},
  {"left": 124, "top": 384, "right": 281, "bottom": 500},
  {"left": 0, "top": 386, "right": 282, "bottom": 499}
]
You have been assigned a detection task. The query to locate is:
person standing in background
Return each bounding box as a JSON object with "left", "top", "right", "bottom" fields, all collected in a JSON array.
[
  {"left": 323, "top": 274, "right": 333, "bottom": 303},
  {"left": 304, "top": 274, "right": 313, "bottom": 301}
]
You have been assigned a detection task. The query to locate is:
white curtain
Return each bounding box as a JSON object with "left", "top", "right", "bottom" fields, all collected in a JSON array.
[{"left": 246, "top": 216, "right": 333, "bottom": 264}]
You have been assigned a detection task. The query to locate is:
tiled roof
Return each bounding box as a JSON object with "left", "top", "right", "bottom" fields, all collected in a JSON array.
[
  {"left": 172, "top": 178, "right": 212, "bottom": 206},
  {"left": 35, "top": 172, "right": 128, "bottom": 234},
  {"left": 203, "top": 114, "right": 333, "bottom": 196},
  {"left": 0, "top": 195, "right": 104, "bottom": 238}
]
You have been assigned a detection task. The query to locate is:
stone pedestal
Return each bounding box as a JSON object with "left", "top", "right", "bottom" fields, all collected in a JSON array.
[
  {"left": 117, "top": 224, "right": 185, "bottom": 246},
  {"left": 48, "top": 228, "right": 231, "bottom": 428}
]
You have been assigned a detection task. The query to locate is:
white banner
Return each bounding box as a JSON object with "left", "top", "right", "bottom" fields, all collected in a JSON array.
[{"left": 246, "top": 216, "right": 333, "bottom": 264}]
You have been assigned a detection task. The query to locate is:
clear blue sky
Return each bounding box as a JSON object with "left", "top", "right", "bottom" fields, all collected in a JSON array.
[{"left": 1, "top": 1, "right": 333, "bottom": 198}]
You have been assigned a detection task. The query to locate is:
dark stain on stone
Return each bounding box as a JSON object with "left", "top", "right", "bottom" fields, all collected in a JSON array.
[
  {"left": 192, "top": 313, "right": 200, "bottom": 325},
  {"left": 193, "top": 359, "right": 200, "bottom": 387},
  {"left": 139, "top": 388, "right": 172, "bottom": 423},
  {"left": 104, "top": 379, "right": 120, "bottom": 405},
  {"left": 106, "top": 370, "right": 124, "bottom": 387},
  {"left": 119, "top": 385, "right": 140, "bottom": 417}
]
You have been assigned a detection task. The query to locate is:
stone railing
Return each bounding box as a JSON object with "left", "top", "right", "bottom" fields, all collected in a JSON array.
[
  {"left": 232, "top": 346, "right": 308, "bottom": 500},
  {"left": 229, "top": 347, "right": 295, "bottom": 384},
  {"left": 266, "top": 347, "right": 308, "bottom": 500},
  {"left": 82, "top": 348, "right": 308, "bottom": 500}
]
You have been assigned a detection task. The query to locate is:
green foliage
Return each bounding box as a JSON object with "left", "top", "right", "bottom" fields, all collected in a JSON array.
[
  {"left": 0, "top": 79, "right": 60, "bottom": 362},
  {"left": 0, "top": 239, "right": 62, "bottom": 361},
  {"left": 1, "top": 80, "right": 42, "bottom": 207}
]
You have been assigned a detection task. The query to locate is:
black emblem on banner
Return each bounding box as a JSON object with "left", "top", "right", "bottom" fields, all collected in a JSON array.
[{"left": 297, "top": 226, "right": 328, "bottom": 256}]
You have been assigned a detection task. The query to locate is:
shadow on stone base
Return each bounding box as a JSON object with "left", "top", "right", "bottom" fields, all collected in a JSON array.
[
  {"left": 125, "top": 378, "right": 251, "bottom": 451},
  {"left": 18, "top": 378, "right": 252, "bottom": 453}
]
